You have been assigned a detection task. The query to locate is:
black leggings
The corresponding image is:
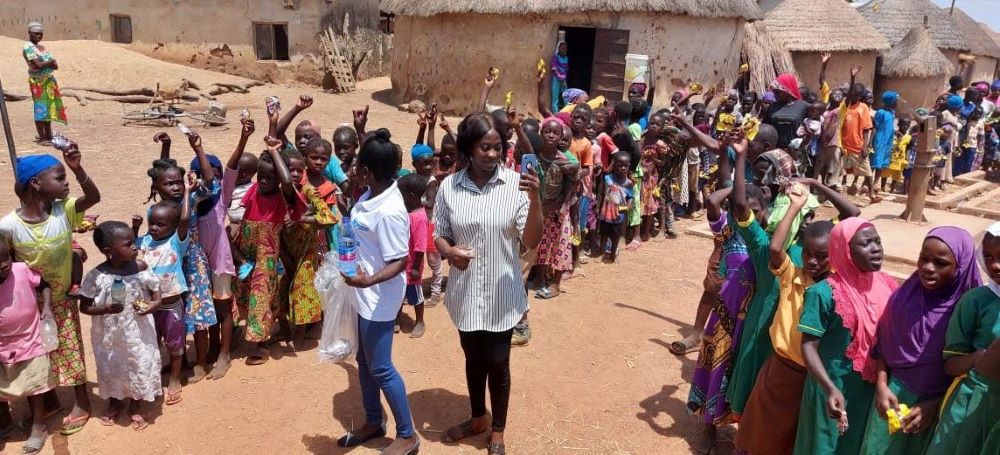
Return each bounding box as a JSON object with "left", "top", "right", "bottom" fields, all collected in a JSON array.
[{"left": 459, "top": 329, "right": 513, "bottom": 432}]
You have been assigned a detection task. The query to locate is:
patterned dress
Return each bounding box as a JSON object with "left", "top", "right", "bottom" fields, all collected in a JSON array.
[
  {"left": 639, "top": 138, "right": 665, "bottom": 216},
  {"left": 687, "top": 213, "right": 754, "bottom": 424},
  {"left": 282, "top": 185, "right": 339, "bottom": 325},
  {"left": 22, "top": 42, "right": 66, "bottom": 124},
  {"left": 0, "top": 199, "right": 86, "bottom": 386}
]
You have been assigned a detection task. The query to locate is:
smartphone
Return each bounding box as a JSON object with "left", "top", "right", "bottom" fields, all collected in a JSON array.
[
  {"left": 521, "top": 153, "right": 538, "bottom": 174},
  {"left": 177, "top": 124, "right": 192, "bottom": 136}
]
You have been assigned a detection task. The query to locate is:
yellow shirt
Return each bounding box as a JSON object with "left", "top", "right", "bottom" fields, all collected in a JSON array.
[{"left": 768, "top": 253, "right": 813, "bottom": 366}]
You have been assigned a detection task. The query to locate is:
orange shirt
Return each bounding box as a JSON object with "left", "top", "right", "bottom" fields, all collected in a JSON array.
[{"left": 840, "top": 102, "right": 873, "bottom": 154}]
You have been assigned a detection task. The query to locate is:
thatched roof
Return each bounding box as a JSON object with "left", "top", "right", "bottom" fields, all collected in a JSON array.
[
  {"left": 945, "top": 7, "right": 1000, "bottom": 58},
  {"left": 857, "top": 0, "right": 969, "bottom": 51},
  {"left": 879, "top": 22, "right": 953, "bottom": 78},
  {"left": 380, "top": 0, "right": 762, "bottom": 19},
  {"left": 762, "top": 0, "right": 888, "bottom": 52},
  {"left": 742, "top": 21, "right": 797, "bottom": 93}
]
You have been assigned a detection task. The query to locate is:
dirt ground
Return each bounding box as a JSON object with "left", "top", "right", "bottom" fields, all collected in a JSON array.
[{"left": 0, "top": 41, "right": 721, "bottom": 455}]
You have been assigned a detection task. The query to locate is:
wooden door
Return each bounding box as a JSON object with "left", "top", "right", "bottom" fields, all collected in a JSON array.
[{"left": 590, "top": 28, "right": 629, "bottom": 102}]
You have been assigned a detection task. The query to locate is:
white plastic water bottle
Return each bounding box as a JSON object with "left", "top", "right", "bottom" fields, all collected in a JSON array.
[
  {"left": 110, "top": 277, "right": 127, "bottom": 306},
  {"left": 338, "top": 218, "right": 358, "bottom": 277},
  {"left": 41, "top": 317, "right": 58, "bottom": 352}
]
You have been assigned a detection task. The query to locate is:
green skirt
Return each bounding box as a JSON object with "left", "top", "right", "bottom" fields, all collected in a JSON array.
[
  {"left": 794, "top": 358, "right": 874, "bottom": 455},
  {"left": 859, "top": 374, "right": 935, "bottom": 455},
  {"left": 926, "top": 369, "right": 1000, "bottom": 455}
]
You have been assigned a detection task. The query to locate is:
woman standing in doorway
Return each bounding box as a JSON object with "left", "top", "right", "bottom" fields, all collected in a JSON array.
[
  {"left": 435, "top": 112, "right": 543, "bottom": 455},
  {"left": 23, "top": 22, "right": 66, "bottom": 145}
]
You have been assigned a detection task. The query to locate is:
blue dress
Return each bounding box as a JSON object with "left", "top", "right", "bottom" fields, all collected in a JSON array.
[{"left": 870, "top": 109, "right": 895, "bottom": 171}]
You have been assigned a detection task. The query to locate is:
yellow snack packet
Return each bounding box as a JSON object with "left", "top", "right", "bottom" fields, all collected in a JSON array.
[{"left": 886, "top": 404, "right": 912, "bottom": 434}]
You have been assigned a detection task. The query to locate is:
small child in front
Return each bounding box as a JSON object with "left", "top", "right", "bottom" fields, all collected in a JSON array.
[
  {"left": 80, "top": 221, "right": 162, "bottom": 431},
  {"left": 0, "top": 241, "right": 55, "bottom": 454},
  {"left": 398, "top": 173, "right": 429, "bottom": 338},
  {"left": 136, "top": 181, "right": 191, "bottom": 407}
]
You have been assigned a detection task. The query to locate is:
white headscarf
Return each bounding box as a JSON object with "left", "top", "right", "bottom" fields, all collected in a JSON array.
[
  {"left": 979, "top": 221, "right": 1000, "bottom": 297},
  {"left": 27, "top": 22, "right": 43, "bottom": 33}
]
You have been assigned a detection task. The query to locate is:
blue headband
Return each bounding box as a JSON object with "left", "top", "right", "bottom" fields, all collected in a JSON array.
[
  {"left": 411, "top": 144, "right": 433, "bottom": 161},
  {"left": 15, "top": 154, "right": 61, "bottom": 186},
  {"left": 190, "top": 154, "right": 223, "bottom": 173}
]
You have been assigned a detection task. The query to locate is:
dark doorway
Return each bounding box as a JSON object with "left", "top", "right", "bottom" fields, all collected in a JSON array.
[{"left": 560, "top": 27, "right": 596, "bottom": 93}]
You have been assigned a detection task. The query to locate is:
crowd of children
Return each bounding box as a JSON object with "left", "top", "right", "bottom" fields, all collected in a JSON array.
[{"left": 1, "top": 40, "right": 1000, "bottom": 454}]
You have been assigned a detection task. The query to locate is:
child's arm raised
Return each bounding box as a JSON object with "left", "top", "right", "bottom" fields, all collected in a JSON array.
[
  {"left": 265, "top": 136, "right": 298, "bottom": 203},
  {"left": 480, "top": 74, "right": 496, "bottom": 112},
  {"left": 154, "top": 132, "right": 171, "bottom": 160},
  {"left": 63, "top": 142, "right": 101, "bottom": 213},
  {"left": 705, "top": 187, "right": 732, "bottom": 224},
  {"left": 796, "top": 177, "right": 860, "bottom": 220},
  {"left": 415, "top": 111, "right": 428, "bottom": 145},
  {"left": 353, "top": 105, "right": 369, "bottom": 139},
  {"left": 187, "top": 132, "right": 215, "bottom": 185},
  {"left": 769, "top": 185, "right": 807, "bottom": 270},
  {"left": 730, "top": 139, "right": 751, "bottom": 222},
  {"left": 427, "top": 104, "right": 438, "bottom": 150},
  {"left": 536, "top": 68, "right": 554, "bottom": 119},
  {"left": 276, "top": 95, "right": 313, "bottom": 144},
  {"left": 670, "top": 114, "right": 721, "bottom": 153},
  {"left": 227, "top": 119, "right": 255, "bottom": 171},
  {"left": 178, "top": 176, "right": 193, "bottom": 242}
]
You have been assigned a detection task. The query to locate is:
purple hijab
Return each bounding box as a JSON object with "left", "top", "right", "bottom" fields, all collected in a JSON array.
[{"left": 877, "top": 226, "right": 982, "bottom": 397}]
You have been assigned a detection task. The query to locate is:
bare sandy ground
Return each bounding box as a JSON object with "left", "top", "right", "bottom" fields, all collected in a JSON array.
[{"left": 0, "top": 40, "right": 719, "bottom": 455}]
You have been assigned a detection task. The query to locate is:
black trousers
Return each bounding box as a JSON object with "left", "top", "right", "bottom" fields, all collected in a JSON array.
[{"left": 459, "top": 329, "right": 513, "bottom": 432}]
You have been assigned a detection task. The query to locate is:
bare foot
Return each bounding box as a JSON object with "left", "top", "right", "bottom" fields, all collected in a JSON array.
[
  {"left": 207, "top": 352, "right": 232, "bottom": 380},
  {"left": 189, "top": 365, "right": 209, "bottom": 384}
]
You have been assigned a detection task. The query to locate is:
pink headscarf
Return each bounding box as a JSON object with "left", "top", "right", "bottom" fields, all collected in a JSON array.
[
  {"left": 827, "top": 217, "right": 899, "bottom": 382},
  {"left": 771, "top": 73, "right": 802, "bottom": 101}
]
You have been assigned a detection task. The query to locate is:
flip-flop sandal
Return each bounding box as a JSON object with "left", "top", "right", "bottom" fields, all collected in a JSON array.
[
  {"left": 442, "top": 419, "right": 488, "bottom": 443},
  {"left": 59, "top": 414, "right": 89, "bottom": 436},
  {"left": 165, "top": 389, "right": 183, "bottom": 406},
  {"left": 130, "top": 415, "right": 149, "bottom": 432},
  {"left": 22, "top": 433, "right": 46, "bottom": 454},
  {"left": 336, "top": 424, "right": 386, "bottom": 447},
  {"left": 669, "top": 339, "right": 701, "bottom": 355}
]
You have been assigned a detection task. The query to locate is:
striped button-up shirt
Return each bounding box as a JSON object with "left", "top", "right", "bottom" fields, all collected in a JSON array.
[{"left": 434, "top": 167, "right": 529, "bottom": 332}]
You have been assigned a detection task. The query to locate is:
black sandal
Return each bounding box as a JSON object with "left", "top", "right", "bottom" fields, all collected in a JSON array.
[{"left": 337, "top": 424, "right": 386, "bottom": 447}]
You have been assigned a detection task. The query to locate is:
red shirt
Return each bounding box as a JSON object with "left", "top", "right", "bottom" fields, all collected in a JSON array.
[
  {"left": 240, "top": 183, "right": 308, "bottom": 224},
  {"left": 406, "top": 209, "right": 428, "bottom": 285}
]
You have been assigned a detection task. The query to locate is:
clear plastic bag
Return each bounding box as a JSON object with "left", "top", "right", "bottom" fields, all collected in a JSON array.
[{"left": 315, "top": 251, "right": 358, "bottom": 363}]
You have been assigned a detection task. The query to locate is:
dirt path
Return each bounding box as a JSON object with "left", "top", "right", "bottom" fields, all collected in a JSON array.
[{"left": 0, "top": 45, "right": 718, "bottom": 454}]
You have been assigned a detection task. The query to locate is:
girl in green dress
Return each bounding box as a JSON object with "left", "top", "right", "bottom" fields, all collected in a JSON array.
[
  {"left": 926, "top": 223, "right": 1000, "bottom": 455},
  {"left": 860, "top": 227, "right": 981, "bottom": 454},
  {"left": 794, "top": 217, "right": 899, "bottom": 454}
]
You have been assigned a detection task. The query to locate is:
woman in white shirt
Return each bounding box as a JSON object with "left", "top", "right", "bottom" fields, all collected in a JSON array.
[
  {"left": 337, "top": 129, "right": 419, "bottom": 455},
  {"left": 434, "top": 112, "right": 543, "bottom": 454}
]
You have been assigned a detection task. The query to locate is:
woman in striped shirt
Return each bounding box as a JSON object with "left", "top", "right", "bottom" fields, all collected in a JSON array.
[{"left": 434, "top": 111, "right": 543, "bottom": 455}]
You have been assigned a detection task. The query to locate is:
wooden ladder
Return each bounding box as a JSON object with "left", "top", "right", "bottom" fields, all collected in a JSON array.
[{"left": 320, "top": 27, "right": 356, "bottom": 93}]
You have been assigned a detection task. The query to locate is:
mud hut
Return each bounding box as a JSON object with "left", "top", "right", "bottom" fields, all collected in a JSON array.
[
  {"left": 857, "top": 0, "right": 969, "bottom": 89},
  {"left": 877, "top": 20, "right": 953, "bottom": 113},
  {"left": 944, "top": 7, "right": 1000, "bottom": 83},
  {"left": 741, "top": 21, "right": 797, "bottom": 94},
  {"left": 759, "top": 0, "right": 888, "bottom": 91},
  {"left": 383, "top": 0, "right": 762, "bottom": 114}
]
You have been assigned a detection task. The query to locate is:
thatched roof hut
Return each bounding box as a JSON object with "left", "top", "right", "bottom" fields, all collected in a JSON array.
[
  {"left": 880, "top": 22, "right": 953, "bottom": 79},
  {"left": 857, "top": 0, "right": 969, "bottom": 51},
  {"left": 760, "top": 0, "right": 888, "bottom": 93},
  {"left": 382, "top": 0, "right": 762, "bottom": 114},
  {"left": 944, "top": 7, "right": 1000, "bottom": 82},
  {"left": 741, "top": 21, "right": 797, "bottom": 94},
  {"left": 877, "top": 21, "right": 953, "bottom": 113}
]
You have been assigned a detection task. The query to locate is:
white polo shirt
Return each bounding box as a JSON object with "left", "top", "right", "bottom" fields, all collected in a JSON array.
[{"left": 350, "top": 183, "right": 410, "bottom": 322}]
